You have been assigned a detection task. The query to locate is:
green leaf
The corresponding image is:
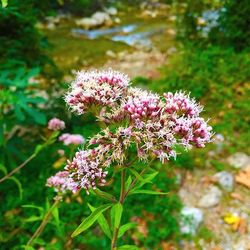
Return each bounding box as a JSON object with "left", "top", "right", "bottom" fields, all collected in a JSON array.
[
  {"left": 129, "top": 168, "right": 145, "bottom": 182},
  {"left": 117, "top": 245, "right": 139, "bottom": 250},
  {"left": 129, "top": 189, "right": 168, "bottom": 196},
  {"left": 88, "top": 203, "right": 111, "bottom": 239},
  {"left": 32, "top": 238, "right": 46, "bottom": 245},
  {"left": 14, "top": 106, "right": 25, "bottom": 121},
  {"left": 21, "top": 245, "right": 35, "bottom": 250},
  {"left": 1, "top": 0, "right": 8, "bottom": 7},
  {"left": 129, "top": 168, "right": 158, "bottom": 188},
  {"left": 0, "top": 120, "right": 4, "bottom": 146},
  {"left": 22, "top": 204, "right": 44, "bottom": 213},
  {"left": 111, "top": 203, "right": 123, "bottom": 230},
  {"left": 21, "top": 105, "right": 46, "bottom": 125},
  {"left": 71, "top": 204, "right": 112, "bottom": 238},
  {"left": 90, "top": 188, "right": 116, "bottom": 202},
  {"left": 143, "top": 171, "right": 159, "bottom": 182},
  {"left": 52, "top": 205, "right": 60, "bottom": 226},
  {"left": 24, "top": 215, "right": 43, "bottom": 223},
  {"left": 0, "top": 163, "right": 7, "bottom": 175},
  {"left": 34, "top": 144, "right": 44, "bottom": 155},
  {"left": 8, "top": 176, "right": 23, "bottom": 199},
  {"left": 118, "top": 222, "right": 137, "bottom": 238},
  {"left": 125, "top": 175, "right": 132, "bottom": 191}
]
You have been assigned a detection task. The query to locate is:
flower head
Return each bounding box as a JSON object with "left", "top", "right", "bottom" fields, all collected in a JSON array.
[
  {"left": 46, "top": 171, "right": 78, "bottom": 193},
  {"left": 123, "top": 88, "right": 162, "bottom": 121},
  {"left": 65, "top": 149, "right": 108, "bottom": 194},
  {"left": 65, "top": 69, "right": 130, "bottom": 115},
  {"left": 164, "top": 91, "right": 203, "bottom": 117},
  {"left": 59, "top": 133, "right": 85, "bottom": 146},
  {"left": 48, "top": 118, "right": 65, "bottom": 131},
  {"left": 173, "top": 116, "right": 213, "bottom": 148}
]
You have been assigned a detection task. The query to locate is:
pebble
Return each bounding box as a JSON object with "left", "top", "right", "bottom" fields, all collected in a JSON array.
[
  {"left": 214, "top": 171, "right": 234, "bottom": 192},
  {"left": 106, "top": 50, "right": 116, "bottom": 58},
  {"left": 227, "top": 152, "right": 250, "bottom": 169},
  {"left": 105, "top": 7, "right": 118, "bottom": 16},
  {"left": 198, "top": 186, "right": 222, "bottom": 208},
  {"left": 233, "top": 236, "right": 250, "bottom": 250},
  {"left": 180, "top": 207, "right": 203, "bottom": 235}
]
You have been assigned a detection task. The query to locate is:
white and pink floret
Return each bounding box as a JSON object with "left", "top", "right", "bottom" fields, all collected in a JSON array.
[{"left": 48, "top": 118, "right": 65, "bottom": 131}]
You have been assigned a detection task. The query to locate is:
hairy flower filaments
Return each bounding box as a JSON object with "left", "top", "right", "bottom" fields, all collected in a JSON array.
[
  {"left": 123, "top": 88, "right": 162, "bottom": 121},
  {"left": 46, "top": 171, "right": 78, "bottom": 193},
  {"left": 48, "top": 150, "right": 108, "bottom": 194},
  {"left": 65, "top": 69, "right": 130, "bottom": 115},
  {"left": 164, "top": 91, "right": 203, "bottom": 117},
  {"left": 65, "top": 150, "right": 108, "bottom": 194}
]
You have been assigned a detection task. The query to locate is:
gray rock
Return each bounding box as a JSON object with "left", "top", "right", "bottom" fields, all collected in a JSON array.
[
  {"left": 105, "top": 7, "right": 118, "bottom": 16},
  {"left": 92, "top": 12, "right": 111, "bottom": 25},
  {"left": 214, "top": 171, "right": 234, "bottom": 192},
  {"left": 75, "top": 11, "right": 112, "bottom": 29},
  {"left": 198, "top": 186, "right": 222, "bottom": 208},
  {"left": 227, "top": 152, "right": 250, "bottom": 169},
  {"left": 213, "top": 133, "right": 225, "bottom": 153},
  {"left": 233, "top": 236, "right": 250, "bottom": 250},
  {"left": 180, "top": 207, "right": 203, "bottom": 235},
  {"left": 106, "top": 50, "right": 116, "bottom": 58}
]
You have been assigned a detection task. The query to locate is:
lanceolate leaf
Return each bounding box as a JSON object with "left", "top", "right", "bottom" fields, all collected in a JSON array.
[
  {"left": 117, "top": 245, "right": 139, "bottom": 250},
  {"left": 1, "top": 0, "right": 8, "bottom": 8},
  {"left": 125, "top": 175, "right": 132, "bottom": 191},
  {"left": 111, "top": 202, "right": 123, "bottom": 230},
  {"left": 71, "top": 204, "right": 112, "bottom": 238},
  {"left": 118, "top": 222, "right": 137, "bottom": 238},
  {"left": 128, "top": 168, "right": 145, "bottom": 182},
  {"left": 129, "top": 189, "right": 168, "bottom": 196},
  {"left": 0, "top": 120, "right": 4, "bottom": 146},
  {"left": 90, "top": 188, "right": 116, "bottom": 202},
  {"left": 88, "top": 203, "right": 111, "bottom": 239},
  {"left": 0, "top": 163, "right": 7, "bottom": 175},
  {"left": 22, "top": 205, "right": 44, "bottom": 213},
  {"left": 8, "top": 176, "right": 23, "bottom": 199},
  {"left": 129, "top": 168, "right": 159, "bottom": 189}
]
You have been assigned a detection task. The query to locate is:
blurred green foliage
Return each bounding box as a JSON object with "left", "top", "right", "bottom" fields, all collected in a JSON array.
[
  {"left": 176, "top": 0, "right": 250, "bottom": 51},
  {"left": 0, "top": 7, "right": 49, "bottom": 69},
  {"left": 218, "top": 0, "right": 250, "bottom": 51}
]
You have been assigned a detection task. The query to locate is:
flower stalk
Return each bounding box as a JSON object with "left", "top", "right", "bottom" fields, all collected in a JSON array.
[
  {"left": 111, "top": 169, "right": 126, "bottom": 250},
  {"left": 26, "top": 196, "right": 62, "bottom": 247}
]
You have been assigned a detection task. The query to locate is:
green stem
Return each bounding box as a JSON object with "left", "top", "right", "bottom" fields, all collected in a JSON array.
[
  {"left": 111, "top": 169, "right": 126, "bottom": 250},
  {"left": 0, "top": 153, "right": 36, "bottom": 183},
  {"left": 0, "top": 131, "right": 58, "bottom": 184},
  {"left": 110, "top": 158, "right": 155, "bottom": 249},
  {"left": 26, "top": 196, "right": 62, "bottom": 246}
]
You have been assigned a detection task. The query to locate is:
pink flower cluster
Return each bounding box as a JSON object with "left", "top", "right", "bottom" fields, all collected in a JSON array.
[
  {"left": 47, "top": 150, "right": 108, "bottom": 194},
  {"left": 48, "top": 118, "right": 65, "bottom": 131},
  {"left": 164, "top": 92, "right": 203, "bottom": 117},
  {"left": 59, "top": 133, "right": 85, "bottom": 146},
  {"left": 123, "top": 88, "right": 161, "bottom": 120},
  {"left": 65, "top": 69, "right": 130, "bottom": 115},
  {"left": 174, "top": 116, "right": 212, "bottom": 148},
  {"left": 46, "top": 171, "right": 78, "bottom": 193},
  {"left": 65, "top": 150, "right": 108, "bottom": 194},
  {"left": 47, "top": 69, "right": 213, "bottom": 194}
]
